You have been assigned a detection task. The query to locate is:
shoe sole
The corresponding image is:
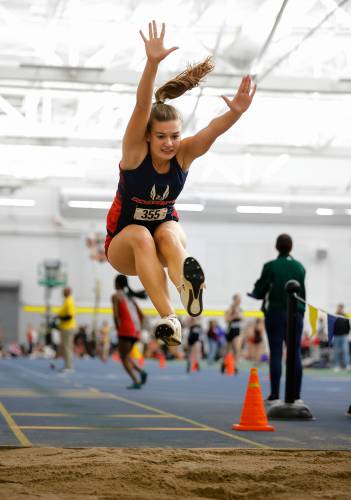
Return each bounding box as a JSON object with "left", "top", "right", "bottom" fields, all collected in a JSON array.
[
  {"left": 154, "top": 324, "right": 181, "bottom": 346},
  {"left": 264, "top": 399, "right": 281, "bottom": 405},
  {"left": 182, "top": 257, "right": 205, "bottom": 317}
]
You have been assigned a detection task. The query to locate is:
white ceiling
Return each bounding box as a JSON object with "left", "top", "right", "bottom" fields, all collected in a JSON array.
[{"left": 0, "top": 0, "right": 351, "bottom": 209}]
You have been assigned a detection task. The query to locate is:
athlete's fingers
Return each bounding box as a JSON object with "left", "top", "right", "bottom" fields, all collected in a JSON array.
[
  {"left": 165, "top": 46, "right": 179, "bottom": 56},
  {"left": 139, "top": 30, "right": 147, "bottom": 43},
  {"left": 241, "top": 75, "right": 250, "bottom": 94},
  {"left": 244, "top": 75, "right": 252, "bottom": 94},
  {"left": 160, "top": 22, "right": 165, "bottom": 39},
  {"left": 249, "top": 83, "right": 257, "bottom": 100},
  {"left": 152, "top": 20, "right": 158, "bottom": 38},
  {"left": 148, "top": 22, "right": 153, "bottom": 39},
  {"left": 237, "top": 76, "right": 246, "bottom": 94},
  {"left": 221, "top": 95, "right": 231, "bottom": 107}
]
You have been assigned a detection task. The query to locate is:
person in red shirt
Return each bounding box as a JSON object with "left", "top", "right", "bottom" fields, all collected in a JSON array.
[{"left": 112, "top": 274, "right": 147, "bottom": 389}]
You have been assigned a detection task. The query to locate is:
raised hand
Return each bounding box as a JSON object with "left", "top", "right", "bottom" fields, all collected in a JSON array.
[
  {"left": 221, "top": 75, "right": 256, "bottom": 114},
  {"left": 139, "top": 20, "right": 178, "bottom": 64}
]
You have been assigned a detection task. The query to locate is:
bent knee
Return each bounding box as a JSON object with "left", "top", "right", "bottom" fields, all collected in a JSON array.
[
  {"left": 154, "top": 229, "right": 183, "bottom": 251},
  {"left": 129, "top": 226, "right": 155, "bottom": 252}
]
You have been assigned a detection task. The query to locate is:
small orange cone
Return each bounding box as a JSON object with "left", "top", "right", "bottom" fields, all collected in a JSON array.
[
  {"left": 191, "top": 360, "right": 200, "bottom": 372},
  {"left": 233, "top": 368, "right": 275, "bottom": 432},
  {"left": 159, "top": 353, "right": 167, "bottom": 368},
  {"left": 190, "top": 353, "right": 199, "bottom": 372},
  {"left": 138, "top": 356, "right": 145, "bottom": 368},
  {"left": 224, "top": 352, "right": 235, "bottom": 376}
]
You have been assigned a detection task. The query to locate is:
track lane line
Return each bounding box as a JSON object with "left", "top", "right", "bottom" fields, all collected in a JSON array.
[
  {"left": 0, "top": 402, "right": 32, "bottom": 447},
  {"left": 92, "top": 389, "right": 271, "bottom": 449}
]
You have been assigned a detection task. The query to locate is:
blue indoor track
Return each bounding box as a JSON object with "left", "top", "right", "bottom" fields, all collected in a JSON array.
[{"left": 0, "top": 357, "right": 350, "bottom": 449}]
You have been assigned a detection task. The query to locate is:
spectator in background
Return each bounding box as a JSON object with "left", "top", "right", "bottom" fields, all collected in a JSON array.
[
  {"left": 185, "top": 317, "right": 203, "bottom": 372},
  {"left": 333, "top": 303, "right": 351, "bottom": 372},
  {"left": 300, "top": 330, "right": 311, "bottom": 360},
  {"left": 206, "top": 319, "right": 219, "bottom": 365},
  {"left": 317, "top": 316, "right": 328, "bottom": 347},
  {"left": 73, "top": 325, "right": 89, "bottom": 358},
  {"left": 98, "top": 320, "right": 111, "bottom": 362},
  {"left": 8, "top": 342, "right": 23, "bottom": 357},
  {"left": 317, "top": 316, "right": 331, "bottom": 368},
  {"left": 57, "top": 287, "right": 77, "bottom": 372},
  {"left": 224, "top": 294, "right": 244, "bottom": 372},
  {"left": 247, "top": 317, "right": 265, "bottom": 364},
  {"left": 249, "top": 233, "right": 306, "bottom": 404},
  {"left": 26, "top": 323, "right": 38, "bottom": 355}
]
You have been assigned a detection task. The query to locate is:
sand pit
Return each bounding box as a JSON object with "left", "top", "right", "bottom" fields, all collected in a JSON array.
[{"left": 0, "top": 447, "right": 350, "bottom": 499}]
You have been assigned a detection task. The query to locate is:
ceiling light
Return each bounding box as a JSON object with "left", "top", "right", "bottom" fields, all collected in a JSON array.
[
  {"left": 316, "top": 208, "right": 334, "bottom": 216},
  {"left": 68, "top": 200, "right": 110, "bottom": 209},
  {"left": 236, "top": 205, "right": 283, "bottom": 214},
  {"left": 345, "top": 209, "right": 351, "bottom": 215},
  {"left": 0, "top": 198, "right": 36, "bottom": 207},
  {"left": 175, "top": 204, "right": 204, "bottom": 212}
]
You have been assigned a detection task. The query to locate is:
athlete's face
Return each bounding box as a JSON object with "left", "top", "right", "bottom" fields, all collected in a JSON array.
[{"left": 148, "top": 120, "right": 182, "bottom": 161}]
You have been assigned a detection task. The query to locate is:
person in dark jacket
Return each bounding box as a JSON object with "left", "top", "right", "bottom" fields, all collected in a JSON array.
[{"left": 249, "top": 234, "right": 306, "bottom": 404}]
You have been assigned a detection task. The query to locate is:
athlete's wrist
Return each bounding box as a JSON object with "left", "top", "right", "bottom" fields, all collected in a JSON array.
[
  {"left": 228, "top": 105, "right": 243, "bottom": 117},
  {"left": 146, "top": 58, "right": 159, "bottom": 68}
]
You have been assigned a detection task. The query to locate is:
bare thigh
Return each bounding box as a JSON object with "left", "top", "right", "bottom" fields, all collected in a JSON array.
[
  {"left": 107, "top": 225, "right": 155, "bottom": 275},
  {"left": 154, "top": 220, "right": 187, "bottom": 265}
]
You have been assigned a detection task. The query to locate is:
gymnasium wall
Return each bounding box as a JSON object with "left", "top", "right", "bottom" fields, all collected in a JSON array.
[{"left": 1, "top": 187, "right": 350, "bottom": 341}]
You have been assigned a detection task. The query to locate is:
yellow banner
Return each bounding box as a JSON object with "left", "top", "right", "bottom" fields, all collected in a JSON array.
[
  {"left": 23, "top": 305, "right": 264, "bottom": 318},
  {"left": 309, "top": 305, "right": 318, "bottom": 336}
]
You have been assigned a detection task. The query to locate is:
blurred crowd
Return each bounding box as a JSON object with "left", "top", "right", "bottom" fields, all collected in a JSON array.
[
  {"left": 1, "top": 295, "right": 350, "bottom": 375},
  {"left": 0, "top": 314, "right": 267, "bottom": 367}
]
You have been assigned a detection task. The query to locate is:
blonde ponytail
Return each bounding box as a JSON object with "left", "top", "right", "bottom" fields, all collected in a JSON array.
[
  {"left": 154, "top": 56, "right": 214, "bottom": 103},
  {"left": 147, "top": 56, "right": 214, "bottom": 131}
]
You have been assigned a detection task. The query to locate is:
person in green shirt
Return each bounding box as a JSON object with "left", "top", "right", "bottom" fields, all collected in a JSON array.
[{"left": 249, "top": 234, "right": 306, "bottom": 404}]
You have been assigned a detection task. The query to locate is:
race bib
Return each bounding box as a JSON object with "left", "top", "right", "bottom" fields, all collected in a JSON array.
[{"left": 134, "top": 207, "right": 168, "bottom": 221}]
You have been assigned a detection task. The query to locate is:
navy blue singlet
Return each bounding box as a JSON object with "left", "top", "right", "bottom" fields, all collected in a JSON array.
[{"left": 105, "top": 151, "right": 188, "bottom": 254}]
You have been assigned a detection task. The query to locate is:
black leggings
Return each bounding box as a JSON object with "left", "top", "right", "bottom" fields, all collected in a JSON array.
[
  {"left": 118, "top": 337, "right": 138, "bottom": 358},
  {"left": 265, "top": 310, "right": 303, "bottom": 399}
]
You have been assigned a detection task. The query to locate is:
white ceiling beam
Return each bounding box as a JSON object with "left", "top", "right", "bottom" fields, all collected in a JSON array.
[
  {"left": 0, "top": 95, "right": 26, "bottom": 122},
  {"left": 257, "top": 0, "right": 351, "bottom": 82},
  {"left": 0, "top": 66, "right": 351, "bottom": 93},
  {"left": 0, "top": 136, "right": 350, "bottom": 158}
]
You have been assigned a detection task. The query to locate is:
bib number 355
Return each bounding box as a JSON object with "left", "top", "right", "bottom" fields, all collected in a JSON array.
[{"left": 134, "top": 207, "right": 167, "bottom": 221}]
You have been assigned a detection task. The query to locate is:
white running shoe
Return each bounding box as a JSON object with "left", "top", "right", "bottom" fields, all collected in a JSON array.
[
  {"left": 154, "top": 314, "right": 182, "bottom": 346},
  {"left": 264, "top": 397, "right": 281, "bottom": 406},
  {"left": 180, "top": 257, "right": 205, "bottom": 317},
  {"left": 294, "top": 399, "right": 304, "bottom": 405}
]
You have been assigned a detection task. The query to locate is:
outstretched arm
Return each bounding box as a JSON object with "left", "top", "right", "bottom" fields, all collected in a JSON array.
[
  {"left": 180, "top": 75, "right": 256, "bottom": 168},
  {"left": 121, "top": 21, "right": 178, "bottom": 170}
]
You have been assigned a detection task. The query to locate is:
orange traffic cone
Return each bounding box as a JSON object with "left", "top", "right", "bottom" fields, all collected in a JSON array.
[
  {"left": 233, "top": 368, "right": 275, "bottom": 432},
  {"left": 191, "top": 360, "right": 200, "bottom": 372},
  {"left": 224, "top": 352, "right": 235, "bottom": 376},
  {"left": 159, "top": 353, "right": 167, "bottom": 368},
  {"left": 138, "top": 356, "right": 145, "bottom": 368},
  {"left": 190, "top": 353, "right": 199, "bottom": 372}
]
